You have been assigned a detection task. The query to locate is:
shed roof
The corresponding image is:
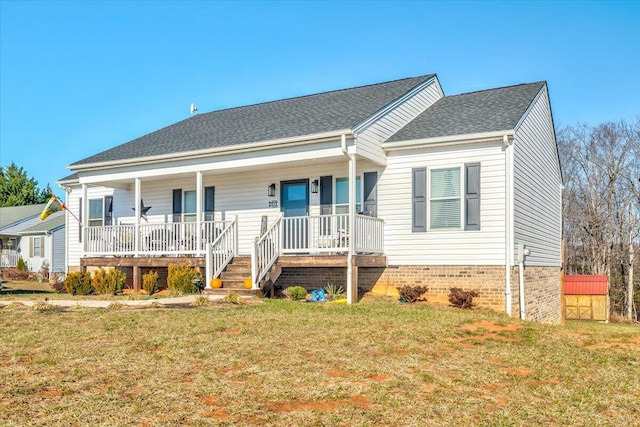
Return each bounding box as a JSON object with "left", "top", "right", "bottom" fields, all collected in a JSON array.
[
  {"left": 387, "top": 81, "right": 545, "bottom": 141},
  {"left": 70, "top": 74, "right": 435, "bottom": 167},
  {"left": 564, "top": 275, "right": 609, "bottom": 295}
]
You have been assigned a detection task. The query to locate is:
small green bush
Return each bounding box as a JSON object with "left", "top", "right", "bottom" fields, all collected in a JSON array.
[
  {"left": 64, "top": 271, "right": 93, "bottom": 295},
  {"left": 448, "top": 288, "right": 479, "bottom": 309},
  {"left": 286, "top": 286, "right": 307, "bottom": 301},
  {"left": 142, "top": 270, "right": 159, "bottom": 295},
  {"left": 16, "top": 257, "right": 27, "bottom": 271},
  {"left": 92, "top": 268, "right": 126, "bottom": 295},
  {"left": 167, "top": 264, "right": 202, "bottom": 295},
  {"left": 398, "top": 285, "right": 429, "bottom": 303},
  {"left": 192, "top": 296, "right": 210, "bottom": 307},
  {"left": 31, "top": 302, "right": 57, "bottom": 312}
]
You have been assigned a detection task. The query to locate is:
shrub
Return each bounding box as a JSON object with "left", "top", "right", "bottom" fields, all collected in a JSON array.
[
  {"left": 31, "top": 302, "right": 57, "bottom": 312},
  {"left": 192, "top": 296, "right": 210, "bottom": 307},
  {"left": 92, "top": 268, "right": 126, "bottom": 295},
  {"left": 324, "top": 283, "right": 346, "bottom": 301},
  {"left": 286, "top": 286, "right": 307, "bottom": 301},
  {"left": 167, "top": 264, "right": 202, "bottom": 295},
  {"left": 16, "top": 257, "right": 27, "bottom": 271},
  {"left": 398, "top": 285, "right": 428, "bottom": 303},
  {"left": 49, "top": 273, "right": 66, "bottom": 293},
  {"left": 223, "top": 293, "right": 243, "bottom": 304},
  {"left": 64, "top": 271, "right": 93, "bottom": 295},
  {"left": 448, "top": 288, "right": 479, "bottom": 309},
  {"left": 142, "top": 270, "right": 159, "bottom": 295}
]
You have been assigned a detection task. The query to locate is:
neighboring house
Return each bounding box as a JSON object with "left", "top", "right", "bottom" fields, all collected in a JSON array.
[
  {"left": 0, "top": 205, "right": 66, "bottom": 273},
  {"left": 60, "top": 73, "right": 562, "bottom": 322}
]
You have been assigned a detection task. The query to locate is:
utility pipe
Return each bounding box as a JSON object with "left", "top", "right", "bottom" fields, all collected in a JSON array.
[
  {"left": 503, "top": 134, "right": 512, "bottom": 316},
  {"left": 518, "top": 243, "right": 530, "bottom": 320}
]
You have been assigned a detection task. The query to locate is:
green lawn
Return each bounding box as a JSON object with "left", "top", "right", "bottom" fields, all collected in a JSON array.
[{"left": 1, "top": 298, "right": 638, "bottom": 426}]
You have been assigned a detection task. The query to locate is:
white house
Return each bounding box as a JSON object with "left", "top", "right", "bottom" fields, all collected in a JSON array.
[
  {"left": 0, "top": 205, "right": 66, "bottom": 274},
  {"left": 60, "top": 74, "right": 562, "bottom": 322}
]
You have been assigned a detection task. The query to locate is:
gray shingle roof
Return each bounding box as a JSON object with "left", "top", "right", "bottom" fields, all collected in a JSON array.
[
  {"left": 71, "top": 75, "right": 435, "bottom": 166},
  {"left": 0, "top": 204, "right": 46, "bottom": 229},
  {"left": 387, "top": 81, "right": 546, "bottom": 142},
  {"left": 19, "top": 211, "right": 65, "bottom": 234}
]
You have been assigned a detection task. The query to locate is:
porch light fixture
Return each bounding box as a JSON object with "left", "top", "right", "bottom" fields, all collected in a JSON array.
[
  {"left": 268, "top": 183, "right": 276, "bottom": 197},
  {"left": 311, "top": 179, "right": 319, "bottom": 194}
]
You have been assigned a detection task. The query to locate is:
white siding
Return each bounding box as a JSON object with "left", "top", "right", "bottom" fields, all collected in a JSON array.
[
  {"left": 513, "top": 87, "right": 562, "bottom": 267},
  {"left": 379, "top": 142, "right": 507, "bottom": 265},
  {"left": 355, "top": 79, "right": 444, "bottom": 164},
  {"left": 66, "top": 161, "right": 380, "bottom": 266},
  {"left": 66, "top": 186, "right": 115, "bottom": 266}
]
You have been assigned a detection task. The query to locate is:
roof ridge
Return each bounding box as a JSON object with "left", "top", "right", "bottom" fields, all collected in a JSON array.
[
  {"left": 446, "top": 81, "right": 546, "bottom": 99},
  {"left": 193, "top": 74, "right": 435, "bottom": 116}
]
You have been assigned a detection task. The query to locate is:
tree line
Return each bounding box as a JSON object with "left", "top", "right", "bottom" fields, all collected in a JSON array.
[
  {"left": 0, "top": 162, "right": 52, "bottom": 207},
  {"left": 558, "top": 118, "right": 639, "bottom": 320}
]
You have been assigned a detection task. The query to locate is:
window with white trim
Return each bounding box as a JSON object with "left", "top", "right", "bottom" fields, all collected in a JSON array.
[
  {"left": 335, "top": 177, "right": 361, "bottom": 214},
  {"left": 89, "top": 198, "right": 104, "bottom": 227},
  {"left": 429, "top": 167, "right": 461, "bottom": 230},
  {"left": 32, "top": 236, "right": 44, "bottom": 257},
  {"left": 412, "top": 164, "right": 481, "bottom": 232},
  {"left": 183, "top": 190, "right": 197, "bottom": 222}
]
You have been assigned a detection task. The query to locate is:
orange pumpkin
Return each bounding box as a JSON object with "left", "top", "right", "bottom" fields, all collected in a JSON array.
[
  {"left": 243, "top": 278, "right": 253, "bottom": 289},
  {"left": 210, "top": 278, "right": 222, "bottom": 288}
]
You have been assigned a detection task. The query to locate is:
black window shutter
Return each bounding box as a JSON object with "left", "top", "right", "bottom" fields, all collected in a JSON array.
[
  {"left": 104, "top": 196, "right": 113, "bottom": 226},
  {"left": 79, "top": 197, "right": 83, "bottom": 243},
  {"left": 412, "top": 168, "right": 426, "bottom": 232},
  {"left": 204, "top": 187, "right": 215, "bottom": 221},
  {"left": 172, "top": 189, "right": 182, "bottom": 222},
  {"left": 465, "top": 163, "right": 481, "bottom": 231},
  {"left": 363, "top": 171, "right": 378, "bottom": 217},
  {"left": 320, "top": 176, "right": 332, "bottom": 215}
]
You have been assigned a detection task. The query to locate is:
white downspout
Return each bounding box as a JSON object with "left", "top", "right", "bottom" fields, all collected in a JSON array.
[
  {"left": 503, "top": 135, "right": 512, "bottom": 316},
  {"left": 341, "top": 134, "right": 356, "bottom": 305},
  {"left": 518, "top": 243, "right": 530, "bottom": 320},
  {"left": 81, "top": 183, "right": 88, "bottom": 256}
]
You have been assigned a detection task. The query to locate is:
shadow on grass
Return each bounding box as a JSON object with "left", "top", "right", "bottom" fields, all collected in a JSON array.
[{"left": 1, "top": 289, "right": 56, "bottom": 295}]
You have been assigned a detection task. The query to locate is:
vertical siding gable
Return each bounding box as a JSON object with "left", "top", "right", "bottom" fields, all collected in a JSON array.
[
  {"left": 355, "top": 79, "right": 444, "bottom": 165},
  {"left": 513, "top": 87, "right": 562, "bottom": 267}
]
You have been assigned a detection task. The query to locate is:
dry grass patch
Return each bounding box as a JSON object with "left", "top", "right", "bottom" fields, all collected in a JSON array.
[{"left": 0, "top": 300, "right": 638, "bottom": 426}]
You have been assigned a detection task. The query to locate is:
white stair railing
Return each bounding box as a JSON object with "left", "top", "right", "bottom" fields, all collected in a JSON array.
[
  {"left": 205, "top": 216, "right": 237, "bottom": 289},
  {"left": 251, "top": 214, "right": 282, "bottom": 289}
]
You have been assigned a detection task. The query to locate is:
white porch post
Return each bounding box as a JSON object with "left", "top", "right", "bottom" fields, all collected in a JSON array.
[
  {"left": 347, "top": 140, "right": 357, "bottom": 305},
  {"left": 134, "top": 177, "right": 141, "bottom": 256},
  {"left": 81, "top": 183, "right": 87, "bottom": 253},
  {"left": 196, "top": 171, "right": 203, "bottom": 255}
]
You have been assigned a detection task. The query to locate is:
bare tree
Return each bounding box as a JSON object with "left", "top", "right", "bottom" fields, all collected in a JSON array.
[{"left": 558, "top": 118, "right": 639, "bottom": 320}]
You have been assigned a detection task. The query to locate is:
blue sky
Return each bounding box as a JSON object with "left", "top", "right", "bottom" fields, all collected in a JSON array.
[{"left": 1, "top": 0, "right": 638, "bottom": 191}]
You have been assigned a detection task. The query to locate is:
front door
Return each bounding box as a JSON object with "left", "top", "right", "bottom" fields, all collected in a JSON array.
[{"left": 281, "top": 180, "right": 309, "bottom": 250}]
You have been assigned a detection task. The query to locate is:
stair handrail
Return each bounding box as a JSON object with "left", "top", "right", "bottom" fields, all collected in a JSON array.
[
  {"left": 205, "top": 216, "right": 238, "bottom": 288},
  {"left": 251, "top": 214, "right": 282, "bottom": 289}
]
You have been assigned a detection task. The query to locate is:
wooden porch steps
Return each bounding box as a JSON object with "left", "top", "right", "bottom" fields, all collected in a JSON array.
[{"left": 203, "top": 257, "right": 262, "bottom": 297}]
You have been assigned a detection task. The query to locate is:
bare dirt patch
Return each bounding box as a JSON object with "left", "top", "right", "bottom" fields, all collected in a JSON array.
[{"left": 461, "top": 320, "right": 522, "bottom": 332}]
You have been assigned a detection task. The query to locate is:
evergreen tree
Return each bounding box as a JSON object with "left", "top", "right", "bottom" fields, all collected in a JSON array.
[{"left": 0, "top": 162, "right": 51, "bottom": 207}]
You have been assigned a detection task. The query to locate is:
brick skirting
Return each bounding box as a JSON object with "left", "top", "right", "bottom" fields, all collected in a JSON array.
[{"left": 276, "top": 264, "right": 561, "bottom": 322}]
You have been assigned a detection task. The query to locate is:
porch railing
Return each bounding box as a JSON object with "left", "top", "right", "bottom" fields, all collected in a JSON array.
[
  {"left": 205, "top": 216, "right": 238, "bottom": 287},
  {"left": 251, "top": 214, "right": 282, "bottom": 289},
  {"left": 84, "top": 220, "right": 229, "bottom": 256},
  {"left": 280, "top": 214, "right": 383, "bottom": 254},
  {"left": 0, "top": 249, "right": 19, "bottom": 268},
  {"left": 354, "top": 214, "right": 385, "bottom": 253}
]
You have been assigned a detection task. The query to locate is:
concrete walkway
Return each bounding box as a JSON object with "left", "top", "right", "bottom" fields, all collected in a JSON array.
[{"left": 0, "top": 294, "right": 228, "bottom": 308}]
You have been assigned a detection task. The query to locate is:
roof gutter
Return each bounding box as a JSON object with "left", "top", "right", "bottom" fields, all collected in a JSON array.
[
  {"left": 69, "top": 129, "right": 353, "bottom": 172},
  {"left": 382, "top": 130, "right": 515, "bottom": 151}
]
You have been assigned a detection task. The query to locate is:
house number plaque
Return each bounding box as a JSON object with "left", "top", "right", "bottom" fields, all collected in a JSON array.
[{"left": 268, "top": 200, "right": 278, "bottom": 208}]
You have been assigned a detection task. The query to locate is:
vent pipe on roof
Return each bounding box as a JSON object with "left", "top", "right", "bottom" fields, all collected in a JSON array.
[{"left": 190, "top": 103, "right": 198, "bottom": 115}]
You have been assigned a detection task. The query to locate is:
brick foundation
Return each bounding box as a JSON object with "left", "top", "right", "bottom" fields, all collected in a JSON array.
[{"left": 276, "top": 264, "right": 561, "bottom": 323}]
